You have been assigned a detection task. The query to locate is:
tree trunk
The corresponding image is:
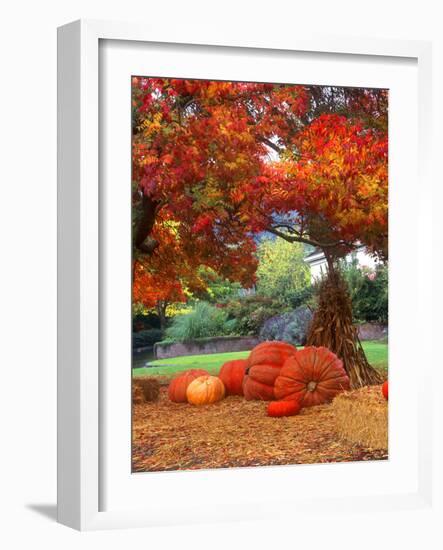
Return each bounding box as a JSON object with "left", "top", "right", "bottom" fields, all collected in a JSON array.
[
  {"left": 135, "top": 195, "right": 161, "bottom": 254},
  {"left": 324, "top": 249, "right": 335, "bottom": 274},
  {"left": 306, "top": 261, "right": 382, "bottom": 388},
  {"left": 156, "top": 300, "right": 168, "bottom": 333}
]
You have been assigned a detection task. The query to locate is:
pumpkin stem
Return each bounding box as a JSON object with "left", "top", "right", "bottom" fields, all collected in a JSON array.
[{"left": 307, "top": 381, "right": 317, "bottom": 392}]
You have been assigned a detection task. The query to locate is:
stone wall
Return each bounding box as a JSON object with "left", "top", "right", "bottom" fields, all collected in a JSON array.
[
  {"left": 154, "top": 336, "right": 260, "bottom": 360},
  {"left": 356, "top": 323, "right": 388, "bottom": 341},
  {"left": 153, "top": 325, "right": 386, "bottom": 360}
]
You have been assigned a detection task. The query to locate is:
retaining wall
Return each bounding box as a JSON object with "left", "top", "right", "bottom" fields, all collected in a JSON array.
[{"left": 154, "top": 335, "right": 260, "bottom": 360}]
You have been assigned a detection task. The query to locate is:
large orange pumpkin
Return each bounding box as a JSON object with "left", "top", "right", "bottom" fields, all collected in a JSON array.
[
  {"left": 274, "top": 346, "right": 350, "bottom": 407},
  {"left": 186, "top": 375, "right": 225, "bottom": 405},
  {"left": 168, "top": 369, "right": 208, "bottom": 403},
  {"left": 243, "top": 341, "right": 297, "bottom": 401},
  {"left": 218, "top": 359, "right": 248, "bottom": 396},
  {"left": 248, "top": 341, "right": 298, "bottom": 368}
]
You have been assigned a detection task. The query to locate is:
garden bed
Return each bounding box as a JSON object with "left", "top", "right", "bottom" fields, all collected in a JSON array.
[{"left": 132, "top": 386, "right": 388, "bottom": 472}]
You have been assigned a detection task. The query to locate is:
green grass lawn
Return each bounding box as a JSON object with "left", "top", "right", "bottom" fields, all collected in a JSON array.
[
  {"left": 132, "top": 340, "right": 387, "bottom": 378},
  {"left": 362, "top": 340, "right": 388, "bottom": 370}
]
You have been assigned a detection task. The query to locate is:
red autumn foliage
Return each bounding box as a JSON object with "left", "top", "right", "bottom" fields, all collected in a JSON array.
[{"left": 132, "top": 78, "right": 388, "bottom": 312}]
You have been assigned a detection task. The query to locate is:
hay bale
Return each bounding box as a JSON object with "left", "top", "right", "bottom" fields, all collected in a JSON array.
[
  {"left": 133, "top": 377, "right": 160, "bottom": 402},
  {"left": 154, "top": 375, "right": 174, "bottom": 387},
  {"left": 132, "top": 383, "right": 144, "bottom": 405},
  {"left": 332, "top": 385, "right": 388, "bottom": 450}
]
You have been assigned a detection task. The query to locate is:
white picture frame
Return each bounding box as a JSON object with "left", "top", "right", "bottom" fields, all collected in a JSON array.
[{"left": 57, "top": 19, "right": 434, "bottom": 531}]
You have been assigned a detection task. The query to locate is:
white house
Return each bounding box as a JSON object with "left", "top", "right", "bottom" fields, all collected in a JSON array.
[{"left": 304, "top": 246, "right": 378, "bottom": 283}]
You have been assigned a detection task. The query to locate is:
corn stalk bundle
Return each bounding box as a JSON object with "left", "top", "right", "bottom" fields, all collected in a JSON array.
[{"left": 307, "top": 269, "right": 382, "bottom": 388}]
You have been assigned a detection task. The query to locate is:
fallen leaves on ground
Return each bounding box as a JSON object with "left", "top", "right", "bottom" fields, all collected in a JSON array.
[{"left": 132, "top": 387, "right": 387, "bottom": 472}]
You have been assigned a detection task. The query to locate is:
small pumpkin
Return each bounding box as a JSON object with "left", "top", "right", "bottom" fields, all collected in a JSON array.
[
  {"left": 186, "top": 375, "right": 225, "bottom": 405},
  {"left": 274, "top": 346, "right": 350, "bottom": 407},
  {"left": 382, "top": 380, "right": 388, "bottom": 400},
  {"left": 168, "top": 369, "right": 208, "bottom": 403},
  {"left": 243, "top": 341, "right": 297, "bottom": 401},
  {"left": 218, "top": 359, "right": 248, "bottom": 396},
  {"left": 267, "top": 399, "right": 302, "bottom": 417}
]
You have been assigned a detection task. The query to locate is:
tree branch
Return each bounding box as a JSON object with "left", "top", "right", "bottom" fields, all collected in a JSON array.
[
  {"left": 267, "top": 226, "right": 356, "bottom": 250},
  {"left": 272, "top": 223, "right": 298, "bottom": 235},
  {"left": 257, "top": 136, "right": 282, "bottom": 154}
]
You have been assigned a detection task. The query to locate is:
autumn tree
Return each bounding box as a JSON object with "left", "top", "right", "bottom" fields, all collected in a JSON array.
[
  {"left": 132, "top": 260, "right": 186, "bottom": 331},
  {"left": 132, "top": 78, "right": 388, "bottom": 386},
  {"left": 132, "top": 78, "right": 309, "bottom": 253},
  {"left": 250, "top": 111, "right": 387, "bottom": 386},
  {"left": 131, "top": 78, "right": 308, "bottom": 317}
]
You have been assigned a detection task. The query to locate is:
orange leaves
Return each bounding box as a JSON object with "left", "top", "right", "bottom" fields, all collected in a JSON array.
[
  {"left": 133, "top": 260, "right": 186, "bottom": 309},
  {"left": 132, "top": 78, "right": 270, "bottom": 299},
  {"left": 272, "top": 114, "right": 387, "bottom": 251},
  {"left": 161, "top": 153, "right": 173, "bottom": 165},
  {"left": 248, "top": 111, "right": 388, "bottom": 259},
  {"left": 132, "top": 78, "right": 388, "bottom": 307}
]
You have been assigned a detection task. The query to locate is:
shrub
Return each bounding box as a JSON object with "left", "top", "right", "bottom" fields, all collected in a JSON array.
[
  {"left": 341, "top": 259, "right": 388, "bottom": 324},
  {"left": 287, "top": 286, "right": 316, "bottom": 309},
  {"left": 132, "top": 328, "right": 164, "bottom": 349},
  {"left": 259, "top": 306, "right": 313, "bottom": 346},
  {"left": 165, "top": 302, "right": 237, "bottom": 342},
  {"left": 132, "top": 312, "right": 161, "bottom": 332},
  {"left": 222, "top": 295, "right": 284, "bottom": 336},
  {"left": 197, "top": 267, "right": 243, "bottom": 303}
]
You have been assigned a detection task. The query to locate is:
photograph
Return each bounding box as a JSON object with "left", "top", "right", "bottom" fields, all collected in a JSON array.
[
  {"left": 130, "top": 76, "right": 389, "bottom": 473},
  {"left": 0, "top": 0, "right": 438, "bottom": 540}
]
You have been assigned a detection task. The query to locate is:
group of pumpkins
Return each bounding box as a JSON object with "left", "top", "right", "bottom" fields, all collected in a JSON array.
[{"left": 168, "top": 341, "right": 355, "bottom": 417}]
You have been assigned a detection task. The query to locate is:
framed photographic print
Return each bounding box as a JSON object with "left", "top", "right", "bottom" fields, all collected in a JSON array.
[
  {"left": 130, "top": 76, "right": 389, "bottom": 473},
  {"left": 57, "top": 19, "right": 434, "bottom": 531}
]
